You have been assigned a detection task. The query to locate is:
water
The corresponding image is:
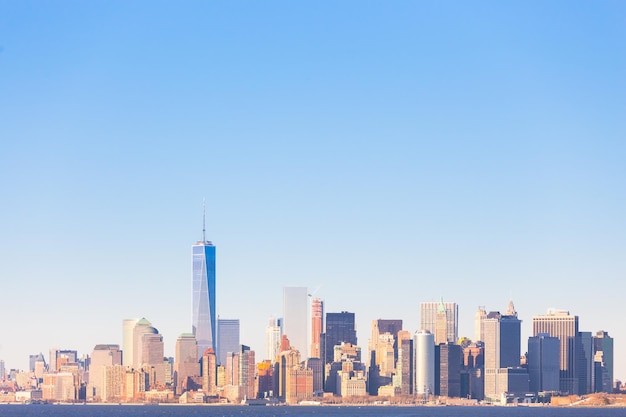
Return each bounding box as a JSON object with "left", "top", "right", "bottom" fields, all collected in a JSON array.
[{"left": 0, "top": 404, "right": 624, "bottom": 417}]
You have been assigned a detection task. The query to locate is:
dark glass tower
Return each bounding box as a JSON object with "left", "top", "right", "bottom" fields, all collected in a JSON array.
[{"left": 323, "top": 311, "right": 357, "bottom": 364}]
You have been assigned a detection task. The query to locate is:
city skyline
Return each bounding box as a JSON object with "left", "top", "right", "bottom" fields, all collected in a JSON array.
[{"left": 1, "top": 0, "right": 624, "bottom": 385}]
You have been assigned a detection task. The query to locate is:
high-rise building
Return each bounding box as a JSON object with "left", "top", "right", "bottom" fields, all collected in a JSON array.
[
  {"left": 122, "top": 318, "right": 140, "bottom": 368},
  {"left": 399, "top": 336, "right": 414, "bottom": 395},
  {"left": 414, "top": 330, "right": 435, "bottom": 396},
  {"left": 483, "top": 301, "right": 526, "bottom": 402},
  {"left": 420, "top": 301, "right": 458, "bottom": 344},
  {"left": 87, "top": 344, "right": 122, "bottom": 400},
  {"left": 49, "top": 349, "right": 78, "bottom": 373},
  {"left": 192, "top": 209, "right": 216, "bottom": 355},
  {"left": 593, "top": 331, "right": 614, "bottom": 393},
  {"left": 579, "top": 331, "right": 593, "bottom": 395},
  {"left": 217, "top": 318, "right": 240, "bottom": 366},
  {"left": 528, "top": 333, "right": 560, "bottom": 393},
  {"left": 202, "top": 348, "right": 217, "bottom": 396},
  {"left": 323, "top": 311, "right": 357, "bottom": 364},
  {"left": 266, "top": 317, "right": 282, "bottom": 361},
  {"left": 29, "top": 353, "right": 46, "bottom": 372},
  {"left": 437, "top": 343, "right": 461, "bottom": 397},
  {"left": 532, "top": 309, "right": 580, "bottom": 395},
  {"left": 142, "top": 330, "right": 165, "bottom": 388},
  {"left": 0, "top": 360, "right": 5, "bottom": 380},
  {"left": 310, "top": 298, "right": 323, "bottom": 359},
  {"left": 131, "top": 318, "right": 154, "bottom": 370},
  {"left": 282, "top": 287, "right": 308, "bottom": 356},
  {"left": 175, "top": 333, "right": 199, "bottom": 395},
  {"left": 475, "top": 306, "right": 487, "bottom": 343},
  {"left": 367, "top": 319, "right": 402, "bottom": 394}
]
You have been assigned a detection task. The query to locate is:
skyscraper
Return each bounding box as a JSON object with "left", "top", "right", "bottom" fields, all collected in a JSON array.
[
  {"left": 122, "top": 318, "right": 139, "bottom": 367},
  {"left": 282, "top": 287, "right": 308, "bottom": 356},
  {"left": 483, "top": 301, "right": 526, "bottom": 402},
  {"left": 420, "top": 301, "right": 458, "bottom": 344},
  {"left": 528, "top": 333, "right": 560, "bottom": 393},
  {"left": 593, "top": 330, "right": 614, "bottom": 393},
  {"left": 310, "top": 298, "right": 323, "bottom": 359},
  {"left": 87, "top": 344, "right": 122, "bottom": 400},
  {"left": 175, "top": 333, "right": 199, "bottom": 395},
  {"left": 474, "top": 306, "right": 487, "bottom": 343},
  {"left": 192, "top": 207, "right": 216, "bottom": 355},
  {"left": 532, "top": 309, "right": 579, "bottom": 394},
  {"left": 266, "top": 317, "right": 282, "bottom": 361},
  {"left": 217, "top": 318, "right": 240, "bottom": 366},
  {"left": 414, "top": 330, "right": 435, "bottom": 396},
  {"left": 323, "top": 311, "right": 357, "bottom": 364}
]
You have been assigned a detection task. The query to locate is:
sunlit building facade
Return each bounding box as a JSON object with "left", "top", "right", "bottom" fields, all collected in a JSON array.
[{"left": 192, "top": 232, "right": 216, "bottom": 356}]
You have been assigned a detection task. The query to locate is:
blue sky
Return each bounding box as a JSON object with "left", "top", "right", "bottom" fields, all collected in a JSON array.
[{"left": 1, "top": 1, "right": 625, "bottom": 380}]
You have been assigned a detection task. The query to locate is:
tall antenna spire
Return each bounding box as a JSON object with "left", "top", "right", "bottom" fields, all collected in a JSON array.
[{"left": 202, "top": 198, "right": 206, "bottom": 243}]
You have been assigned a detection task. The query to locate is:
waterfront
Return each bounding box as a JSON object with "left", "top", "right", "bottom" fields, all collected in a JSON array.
[{"left": 1, "top": 404, "right": 626, "bottom": 417}]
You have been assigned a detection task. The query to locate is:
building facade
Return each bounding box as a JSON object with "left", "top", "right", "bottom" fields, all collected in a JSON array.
[
  {"left": 528, "top": 333, "right": 560, "bottom": 394},
  {"left": 192, "top": 221, "right": 217, "bottom": 355},
  {"left": 532, "top": 309, "right": 580, "bottom": 395},
  {"left": 414, "top": 330, "right": 435, "bottom": 396},
  {"left": 420, "top": 301, "right": 458, "bottom": 344},
  {"left": 175, "top": 333, "right": 199, "bottom": 395},
  {"left": 282, "top": 287, "right": 308, "bottom": 356},
  {"left": 310, "top": 298, "right": 323, "bottom": 359},
  {"left": 217, "top": 318, "right": 240, "bottom": 366}
]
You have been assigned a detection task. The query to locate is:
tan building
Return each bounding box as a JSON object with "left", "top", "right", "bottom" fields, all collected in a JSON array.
[
  {"left": 41, "top": 373, "right": 76, "bottom": 402},
  {"left": 102, "top": 365, "right": 126, "bottom": 402},
  {"left": 175, "top": 333, "right": 199, "bottom": 395},
  {"left": 202, "top": 348, "right": 217, "bottom": 396},
  {"left": 88, "top": 344, "right": 122, "bottom": 401}
]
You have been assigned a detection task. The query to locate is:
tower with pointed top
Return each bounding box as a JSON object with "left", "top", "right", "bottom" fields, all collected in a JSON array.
[
  {"left": 192, "top": 203, "right": 217, "bottom": 355},
  {"left": 420, "top": 300, "right": 458, "bottom": 344}
]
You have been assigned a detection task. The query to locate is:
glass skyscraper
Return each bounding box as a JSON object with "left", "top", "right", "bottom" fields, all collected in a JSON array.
[
  {"left": 282, "top": 287, "right": 308, "bottom": 356},
  {"left": 192, "top": 235, "right": 216, "bottom": 356},
  {"left": 217, "top": 318, "right": 240, "bottom": 366}
]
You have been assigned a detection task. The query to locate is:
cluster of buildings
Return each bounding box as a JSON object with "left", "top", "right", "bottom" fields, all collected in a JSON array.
[{"left": 0, "top": 224, "right": 617, "bottom": 404}]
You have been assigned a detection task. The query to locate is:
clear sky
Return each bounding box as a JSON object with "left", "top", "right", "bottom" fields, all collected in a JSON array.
[{"left": 1, "top": 1, "right": 625, "bottom": 381}]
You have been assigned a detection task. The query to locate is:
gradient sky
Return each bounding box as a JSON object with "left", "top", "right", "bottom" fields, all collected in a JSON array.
[{"left": 1, "top": 1, "right": 625, "bottom": 380}]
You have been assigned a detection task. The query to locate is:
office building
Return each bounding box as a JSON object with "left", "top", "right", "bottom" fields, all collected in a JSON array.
[
  {"left": 414, "top": 330, "right": 435, "bottom": 396},
  {"left": 175, "top": 333, "right": 199, "bottom": 395},
  {"left": 49, "top": 349, "right": 78, "bottom": 373},
  {"left": 192, "top": 209, "right": 217, "bottom": 355},
  {"left": 483, "top": 301, "right": 527, "bottom": 402},
  {"left": 217, "top": 318, "right": 240, "bottom": 366},
  {"left": 437, "top": 342, "right": 461, "bottom": 397},
  {"left": 122, "top": 318, "right": 139, "bottom": 367},
  {"left": 29, "top": 353, "right": 46, "bottom": 373},
  {"left": 532, "top": 309, "right": 579, "bottom": 394},
  {"left": 399, "top": 336, "right": 414, "bottom": 395},
  {"left": 368, "top": 319, "right": 402, "bottom": 394},
  {"left": 593, "top": 331, "right": 614, "bottom": 393},
  {"left": 323, "top": 311, "right": 357, "bottom": 364},
  {"left": 420, "top": 300, "right": 458, "bottom": 344},
  {"left": 579, "top": 331, "right": 593, "bottom": 394},
  {"left": 142, "top": 330, "right": 165, "bottom": 387},
  {"left": 310, "top": 298, "right": 323, "bottom": 359},
  {"left": 87, "top": 344, "right": 122, "bottom": 401},
  {"left": 528, "top": 333, "right": 560, "bottom": 393},
  {"left": 282, "top": 287, "right": 308, "bottom": 356},
  {"left": 266, "top": 317, "right": 282, "bottom": 361},
  {"left": 202, "top": 348, "right": 217, "bottom": 396},
  {"left": 475, "top": 306, "right": 487, "bottom": 343}
]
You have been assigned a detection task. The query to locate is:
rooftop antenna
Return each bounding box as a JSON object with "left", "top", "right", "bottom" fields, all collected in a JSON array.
[{"left": 202, "top": 198, "right": 206, "bottom": 243}]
